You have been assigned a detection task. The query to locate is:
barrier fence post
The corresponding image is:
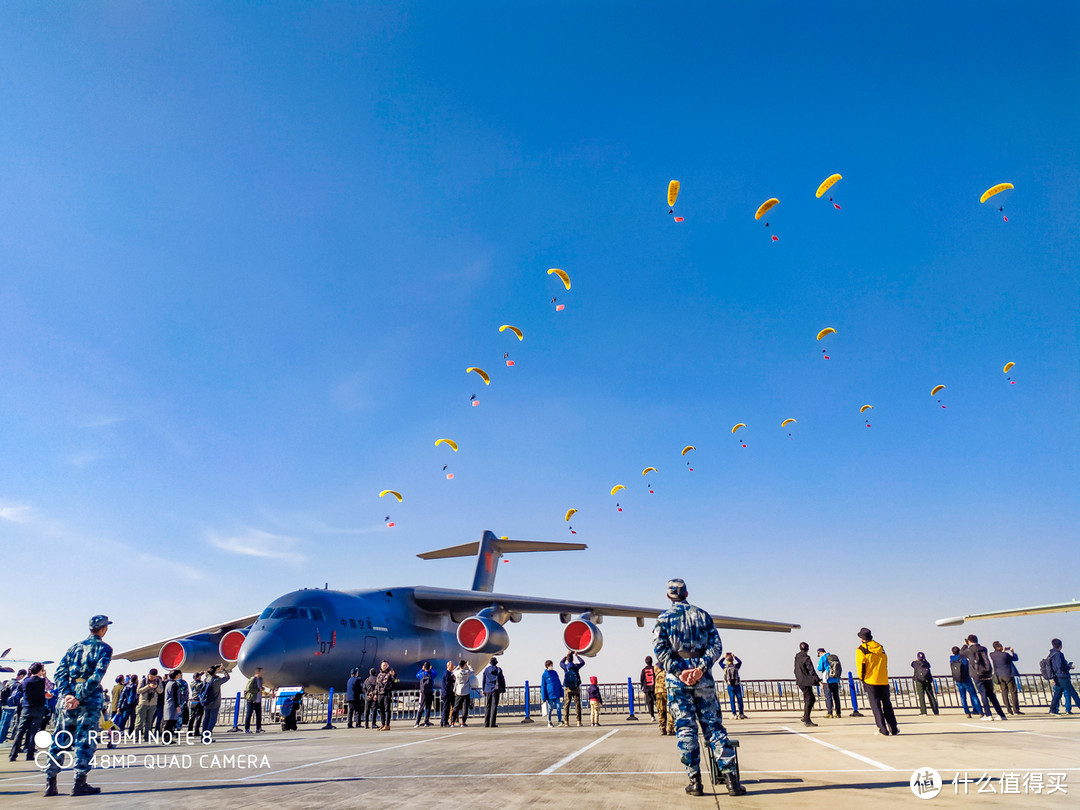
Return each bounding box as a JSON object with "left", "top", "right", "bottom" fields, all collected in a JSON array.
[
  {"left": 847, "top": 672, "right": 863, "bottom": 717},
  {"left": 626, "top": 677, "right": 638, "bottom": 720},
  {"left": 323, "top": 687, "right": 336, "bottom": 730},
  {"left": 228, "top": 692, "right": 241, "bottom": 732},
  {"left": 521, "top": 681, "right": 534, "bottom": 724}
]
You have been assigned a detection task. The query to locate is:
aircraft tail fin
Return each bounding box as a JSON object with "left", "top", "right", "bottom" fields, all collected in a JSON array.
[{"left": 417, "top": 530, "right": 587, "bottom": 592}]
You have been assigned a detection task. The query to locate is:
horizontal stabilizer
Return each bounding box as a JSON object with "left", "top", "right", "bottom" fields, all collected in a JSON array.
[
  {"left": 419, "top": 530, "right": 587, "bottom": 592},
  {"left": 418, "top": 539, "right": 587, "bottom": 560}
]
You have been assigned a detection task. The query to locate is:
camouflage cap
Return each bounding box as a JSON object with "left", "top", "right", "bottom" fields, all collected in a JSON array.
[
  {"left": 89, "top": 615, "right": 113, "bottom": 630},
  {"left": 666, "top": 578, "right": 688, "bottom": 599}
]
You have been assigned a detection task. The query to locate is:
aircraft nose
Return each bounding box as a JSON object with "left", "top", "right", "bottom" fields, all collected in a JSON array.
[{"left": 237, "top": 629, "right": 285, "bottom": 683}]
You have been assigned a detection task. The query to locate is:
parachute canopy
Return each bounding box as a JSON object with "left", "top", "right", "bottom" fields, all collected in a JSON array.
[
  {"left": 434, "top": 439, "right": 458, "bottom": 452},
  {"left": 564, "top": 508, "right": 577, "bottom": 522},
  {"left": 860, "top": 405, "right": 873, "bottom": 414},
  {"left": 499, "top": 325, "right": 523, "bottom": 340},
  {"left": 466, "top": 367, "right": 491, "bottom": 385},
  {"left": 816, "top": 327, "right": 837, "bottom": 341},
  {"left": 667, "top": 180, "right": 679, "bottom": 208},
  {"left": 610, "top": 484, "right": 626, "bottom": 495},
  {"left": 642, "top": 467, "right": 658, "bottom": 476},
  {"left": 755, "top": 198, "right": 779, "bottom": 220},
  {"left": 1003, "top": 362, "right": 1015, "bottom": 374},
  {"left": 548, "top": 268, "right": 571, "bottom": 290},
  {"left": 816, "top": 174, "right": 842, "bottom": 198},
  {"left": 980, "top": 183, "right": 1014, "bottom": 203},
  {"left": 780, "top": 418, "right": 796, "bottom": 428},
  {"left": 681, "top": 445, "right": 696, "bottom": 456},
  {"left": 378, "top": 490, "right": 402, "bottom": 502},
  {"left": 931, "top": 385, "right": 946, "bottom": 397},
  {"left": 731, "top": 423, "right": 746, "bottom": 434}
]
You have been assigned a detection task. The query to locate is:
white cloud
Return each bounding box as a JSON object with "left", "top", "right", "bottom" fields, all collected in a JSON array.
[
  {"left": 206, "top": 527, "right": 306, "bottom": 563},
  {"left": 0, "top": 503, "right": 33, "bottom": 523},
  {"left": 135, "top": 553, "right": 207, "bottom": 583}
]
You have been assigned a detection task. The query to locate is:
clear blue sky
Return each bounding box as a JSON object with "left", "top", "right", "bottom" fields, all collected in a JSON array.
[{"left": 1, "top": 2, "right": 1077, "bottom": 682}]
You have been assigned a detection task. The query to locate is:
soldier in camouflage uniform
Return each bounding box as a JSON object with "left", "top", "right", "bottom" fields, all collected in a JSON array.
[
  {"left": 653, "top": 579, "right": 744, "bottom": 797},
  {"left": 44, "top": 615, "right": 113, "bottom": 797},
  {"left": 652, "top": 662, "right": 674, "bottom": 735}
]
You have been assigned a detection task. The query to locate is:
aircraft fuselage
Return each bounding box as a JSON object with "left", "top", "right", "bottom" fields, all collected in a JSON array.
[{"left": 236, "top": 587, "right": 489, "bottom": 691}]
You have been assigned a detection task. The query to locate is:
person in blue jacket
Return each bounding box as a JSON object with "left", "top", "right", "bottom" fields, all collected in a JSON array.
[
  {"left": 540, "top": 660, "right": 564, "bottom": 727},
  {"left": 414, "top": 662, "right": 435, "bottom": 727}
]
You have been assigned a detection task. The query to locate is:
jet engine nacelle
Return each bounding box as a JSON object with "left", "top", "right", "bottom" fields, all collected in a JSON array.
[
  {"left": 219, "top": 629, "right": 248, "bottom": 663},
  {"left": 563, "top": 619, "right": 603, "bottom": 657},
  {"left": 159, "top": 635, "right": 223, "bottom": 672},
  {"left": 456, "top": 616, "right": 510, "bottom": 655}
]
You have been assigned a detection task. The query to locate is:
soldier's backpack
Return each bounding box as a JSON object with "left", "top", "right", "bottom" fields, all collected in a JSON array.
[
  {"left": 827, "top": 654, "right": 842, "bottom": 679},
  {"left": 1039, "top": 657, "right": 1055, "bottom": 681}
]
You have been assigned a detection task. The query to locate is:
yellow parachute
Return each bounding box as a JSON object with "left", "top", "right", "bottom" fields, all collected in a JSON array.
[
  {"left": 980, "top": 183, "right": 1014, "bottom": 204},
  {"left": 816, "top": 327, "right": 837, "bottom": 341},
  {"left": 565, "top": 508, "right": 578, "bottom": 522},
  {"left": 860, "top": 405, "right": 873, "bottom": 414},
  {"left": 681, "top": 445, "right": 696, "bottom": 456},
  {"left": 667, "top": 180, "right": 680, "bottom": 208},
  {"left": 434, "top": 439, "right": 458, "bottom": 452},
  {"left": 378, "top": 489, "right": 403, "bottom": 502},
  {"left": 466, "top": 367, "right": 490, "bottom": 385},
  {"left": 1003, "top": 362, "right": 1015, "bottom": 374},
  {"left": 755, "top": 198, "right": 779, "bottom": 220},
  {"left": 499, "top": 325, "right": 524, "bottom": 340},
  {"left": 731, "top": 423, "right": 746, "bottom": 434},
  {"left": 816, "top": 174, "right": 842, "bottom": 198},
  {"left": 780, "top": 418, "right": 797, "bottom": 428},
  {"left": 642, "top": 467, "right": 658, "bottom": 476},
  {"left": 610, "top": 484, "right": 626, "bottom": 495},
  {"left": 547, "top": 268, "right": 571, "bottom": 290},
  {"left": 931, "top": 385, "right": 946, "bottom": 397}
]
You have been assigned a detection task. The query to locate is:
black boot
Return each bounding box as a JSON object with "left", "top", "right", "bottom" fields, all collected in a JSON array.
[
  {"left": 685, "top": 772, "right": 704, "bottom": 796},
  {"left": 726, "top": 772, "right": 747, "bottom": 796},
  {"left": 71, "top": 774, "right": 101, "bottom": 796},
  {"left": 44, "top": 775, "right": 58, "bottom": 797}
]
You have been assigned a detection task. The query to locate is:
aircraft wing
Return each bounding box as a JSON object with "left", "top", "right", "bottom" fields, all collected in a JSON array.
[
  {"left": 936, "top": 599, "right": 1080, "bottom": 627},
  {"left": 114, "top": 613, "right": 260, "bottom": 661},
  {"left": 410, "top": 587, "right": 800, "bottom": 632}
]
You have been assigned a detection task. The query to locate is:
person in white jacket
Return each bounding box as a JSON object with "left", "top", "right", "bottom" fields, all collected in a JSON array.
[{"left": 452, "top": 661, "right": 473, "bottom": 727}]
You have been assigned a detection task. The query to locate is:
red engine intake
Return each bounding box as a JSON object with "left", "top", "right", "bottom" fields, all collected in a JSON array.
[
  {"left": 456, "top": 616, "right": 510, "bottom": 654},
  {"left": 158, "top": 637, "right": 222, "bottom": 672},
  {"left": 563, "top": 619, "right": 603, "bottom": 657},
  {"left": 219, "top": 629, "right": 248, "bottom": 663}
]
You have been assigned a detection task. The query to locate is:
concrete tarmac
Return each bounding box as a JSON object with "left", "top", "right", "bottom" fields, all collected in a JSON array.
[{"left": 2, "top": 710, "right": 1078, "bottom": 808}]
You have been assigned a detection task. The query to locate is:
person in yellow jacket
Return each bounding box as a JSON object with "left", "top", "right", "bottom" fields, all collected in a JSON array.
[{"left": 856, "top": 627, "right": 899, "bottom": 736}]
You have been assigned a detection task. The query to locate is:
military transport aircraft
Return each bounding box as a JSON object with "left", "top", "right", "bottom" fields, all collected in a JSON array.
[
  {"left": 936, "top": 599, "right": 1080, "bottom": 627},
  {"left": 117, "top": 531, "right": 800, "bottom": 692}
]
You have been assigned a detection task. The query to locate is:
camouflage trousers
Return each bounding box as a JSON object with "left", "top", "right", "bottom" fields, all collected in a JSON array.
[
  {"left": 669, "top": 678, "right": 729, "bottom": 778},
  {"left": 45, "top": 705, "right": 100, "bottom": 778},
  {"left": 655, "top": 691, "right": 674, "bottom": 733}
]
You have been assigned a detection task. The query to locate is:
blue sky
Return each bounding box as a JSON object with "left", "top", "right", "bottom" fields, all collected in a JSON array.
[{"left": 1, "top": 2, "right": 1077, "bottom": 683}]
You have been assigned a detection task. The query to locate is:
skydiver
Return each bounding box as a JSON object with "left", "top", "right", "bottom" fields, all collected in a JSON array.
[
  {"left": 442, "top": 465, "right": 447, "bottom": 471},
  {"left": 470, "top": 394, "right": 476, "bottom": 401}
]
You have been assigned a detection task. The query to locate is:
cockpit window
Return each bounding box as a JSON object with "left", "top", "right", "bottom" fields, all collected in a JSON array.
[
  {"left": 297, "top": 607, "right": 310, "bottom": 620},
  {"left": 271, "top": 607, "right": 300, "bottom": 620},
  {"left": 309, "top": 608, "right": 325, "bottom": 621},
  {"left": 258, "top": 607, "right": 274, "bottom": 620}
]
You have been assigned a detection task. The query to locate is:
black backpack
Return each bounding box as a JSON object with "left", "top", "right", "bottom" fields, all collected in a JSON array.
[
  {"left": 827, "top": 654, "right": 842, "bottom": 679},
  {"left": 950, "top": 657, "right": 968, "bottom": 682},
  {"left": 971, "top": 647, "right": 993, "bottom": 680},
  {"left": 913, "top": 660, "right": 932, "bottom": 684},
  {"left": 1039, "top": 657, "right": 1055, "bottom": 681}
]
